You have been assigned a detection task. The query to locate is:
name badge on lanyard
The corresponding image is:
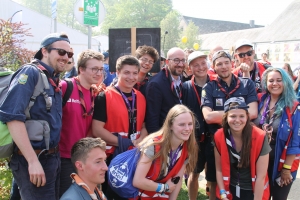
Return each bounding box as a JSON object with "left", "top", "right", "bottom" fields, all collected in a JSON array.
[{"left": 216, "top": 98, "right": 223, "bottom": 106}]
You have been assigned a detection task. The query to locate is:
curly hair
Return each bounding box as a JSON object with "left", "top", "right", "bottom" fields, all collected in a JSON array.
[{"left": 135, "top": 45, "right": 159, "bottom": 62}]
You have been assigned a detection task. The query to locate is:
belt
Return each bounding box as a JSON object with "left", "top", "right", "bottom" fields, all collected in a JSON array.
[{"left": 17, "top": 146, "right": 59, "bottom": 156}]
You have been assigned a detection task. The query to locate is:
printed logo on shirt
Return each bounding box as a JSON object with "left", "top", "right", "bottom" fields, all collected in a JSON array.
[
  {"left": 216, "top": 98, "right": 223, "bottom": 106},
  {"left": 67, "top": 98, "right": 81, "bottom": 104},
  {"left": 18, "top": 74, "right": 28, "bottom": 84}
]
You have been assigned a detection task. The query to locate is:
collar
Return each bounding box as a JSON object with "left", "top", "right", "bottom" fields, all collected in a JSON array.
[
  {"left": 217, "top": 73, "right": 236, "bottom": 86},
  {"left": 171, "top": 74, "right": 181, "bottom": 86},
  {"left": 37, "top": 59, "right": 59, "bottom": 78}
]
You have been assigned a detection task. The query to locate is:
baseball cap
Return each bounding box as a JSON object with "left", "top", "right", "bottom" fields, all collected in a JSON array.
[
  {"left": 187, "top": 51, "right": 207, "bottom": 65},
  {"left": 34, "top": 33, "right": 70, "bottom": 59},
  {"left": 212, "top": 50, "right": 231, "bottom": 64},
  {"left": 224, "top": 97, "right": 249, "bottom": 113},
  {"left": 103, "top": 52, "right": 109, "bottom": 59},
  {"left": 234, "top": 39, "right": 253, "bottom": 52}
]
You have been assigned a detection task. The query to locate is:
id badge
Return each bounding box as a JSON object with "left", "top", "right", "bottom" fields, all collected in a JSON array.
[{"left": 236, "top": 185, "right": 240, "bottom": 198}]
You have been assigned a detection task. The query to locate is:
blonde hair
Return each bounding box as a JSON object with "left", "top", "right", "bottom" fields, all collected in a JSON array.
[{"left": 139, "top": 105, "right": 198, "bottom": 176}]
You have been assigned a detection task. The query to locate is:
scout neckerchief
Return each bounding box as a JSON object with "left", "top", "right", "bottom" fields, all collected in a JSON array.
[
  {"left": 164, "top": 143, "right": 183, "bottom": 177},
  {"left": 134, "top": 76, "right": 149, "bottom": 91},
  {"left": 37, "top": 65, "right": 60, "bottom": 92},
  {"left": 114, "top": 86, "right": 136, "bottom": 133},
  {"left": 74, "top": 76, "right": 95, "bottom": 117},
  {"left": 162, "top": 67, "right": 182, "bottom": 100},
  {"left": 259, "top": 95, "right": 278, "bottom": 142},
  {"left": 71, "top": 173, "right": 107, "bottom": 200},
  {"left": 215, "top": 74, "right": 241, "bottom": 99}
]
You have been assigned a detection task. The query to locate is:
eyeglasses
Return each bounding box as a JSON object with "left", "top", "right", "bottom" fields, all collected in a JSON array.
[
  {"left": 87, "top": 67, "right": 104, "bottom": 74},
  {"left": 237, "top": 50, "right": 253, "bottom": 58},
  {"left": 168, "top": 58, "right": 187, "bottom": 64},
  {"left": 49, "top": 48, "right": 74, "bottom": 58},
  {"left": 139, "top": 58, "right": 154, "bottom": 65},
  {"left": 67, "top": 61, "right": 73, "bottom": 64}
]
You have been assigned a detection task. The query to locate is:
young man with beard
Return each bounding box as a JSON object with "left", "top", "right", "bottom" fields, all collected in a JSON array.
[
  {"left": 59, "top": 50, "right": 105, "bottom": 197},
  {"left": 134, "top": 45, "right": 159, "bottom": 96},
  {"left": 201, "top": 50, "right": 258, "bottom": 200},
  {"left": 60, "top": 137, "right": 108, "bottom": 200},
  {"left": 182, "top": 51, "right": 211, "bottom": 200},
  {"left": 232, "top": 39, "right": 266, "bottom": 93},
  {"left": 146, "top": 47, "right": 186, "bottom": 133},
  {"left": 0, "top": 33, "right": 72, "bottom": 199},
  {"left": 92, "top": 55, "right": 147, "bottom": 200}
]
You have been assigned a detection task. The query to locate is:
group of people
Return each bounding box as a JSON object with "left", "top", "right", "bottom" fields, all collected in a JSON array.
[{"left": 0, "top": 32, "right": 300, "bottom": 200}]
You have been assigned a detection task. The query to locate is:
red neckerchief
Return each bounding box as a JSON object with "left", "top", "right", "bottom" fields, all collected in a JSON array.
[
  {"left": 37, "top": 65, "right": 60, "bottom": 93},
  {"left": 71, "top": 173, "right": 107, "bottom": 200},
  {"left": 74, "top": 76, "right": 96, "bottom": 117},
  {"left": 215, "top": 74, "right": 241, "bottom": 99},
  {"left": 135, "top": 76, "right": 149, "bottom": 91},
  {"left": 162, "top": 67, "right": 182, "bottom": 100}
]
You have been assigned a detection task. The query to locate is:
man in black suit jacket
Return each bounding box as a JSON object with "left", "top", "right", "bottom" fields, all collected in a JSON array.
[{"left": 145, "top": 47, "right": 185, "bottom": 133}]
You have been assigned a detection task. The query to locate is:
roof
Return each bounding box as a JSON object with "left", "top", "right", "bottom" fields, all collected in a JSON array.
[
  {"left": 199, "top": 0, "right": 300, "bottom": 50},
  {"left": 181, "top": 16, "right": 263, "bottom": 34}
]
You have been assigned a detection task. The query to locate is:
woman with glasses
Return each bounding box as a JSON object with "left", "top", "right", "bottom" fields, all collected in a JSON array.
[
  {"left": 215, "top": 97, "right": 270, "bottom": 200},
  {"left": 253, "top": 67, "right": 300, "bottom": 200}
]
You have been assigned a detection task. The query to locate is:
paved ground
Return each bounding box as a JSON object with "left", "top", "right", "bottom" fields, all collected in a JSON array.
[{"left": 198, "top": 168, "right": 300, "bottom": 200}]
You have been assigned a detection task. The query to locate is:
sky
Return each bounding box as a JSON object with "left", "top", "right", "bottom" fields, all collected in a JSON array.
[{"left": 172, "top": 0, "right": 294, "bottom": 26}]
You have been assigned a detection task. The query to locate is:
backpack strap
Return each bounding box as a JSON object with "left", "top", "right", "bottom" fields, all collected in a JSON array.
[
  {"left": 62, "top": 79, "right": 73, "bottom": 107},
  {"left": 24, "top": 64, "right": 51, "bottom": 119}
]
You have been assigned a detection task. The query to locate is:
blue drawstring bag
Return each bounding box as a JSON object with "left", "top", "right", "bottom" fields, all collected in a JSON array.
[{"left": 108, "top": 148, "right": 141, "bottom": 199}]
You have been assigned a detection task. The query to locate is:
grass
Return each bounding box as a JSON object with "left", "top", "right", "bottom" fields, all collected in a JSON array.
[{"left": 177, "top": 181, "right": 208, "bottom": 200}]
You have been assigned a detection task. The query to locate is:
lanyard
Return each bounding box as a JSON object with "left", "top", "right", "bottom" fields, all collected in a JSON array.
[
  {"left": 168, "top": 144, "right": 182, "bottom": 172},
  {"left": 163, "top": 67, "right": 182, "bottom": 101},
  {"left": 115, "top": 86, "right": 136, "bottom": 132},
  {"left": 74, "top": 77, "right": 95, "bottom": 117},
  {"left": 215, "top": 74, "right": 241, "bottom": 99},
  {"left": 191, "top": 76, "right": 201, "bottom": 105}
]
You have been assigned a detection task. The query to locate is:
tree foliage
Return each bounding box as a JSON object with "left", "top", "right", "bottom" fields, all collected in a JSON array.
[
  {"left": 0, "top": 19, "right": 35, "bottom": 71},
  {"left": 160, "top": 10, "right": 181, "bottom": 56},
  {"left": 178, "top": 21, "right": 201, "bottom": 50},
  {"left": 100, "top": 0, "right": 172, "bottom": 34}
]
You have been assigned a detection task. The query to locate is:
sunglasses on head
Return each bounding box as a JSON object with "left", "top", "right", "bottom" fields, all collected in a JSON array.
[
  {"left": 49, "top": 48, "right": 74, "bottom": 58},
  {"left": 237, "top": 50, "right": 253, "bottom": 58}
]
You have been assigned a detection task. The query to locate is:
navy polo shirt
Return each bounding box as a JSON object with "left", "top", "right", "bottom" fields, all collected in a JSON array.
[
  {"left": 0, "top": 60, "right": 62, "bottom": 149},
  {"left": 201, "top": 75, "right": 257, "bottom": 134}
]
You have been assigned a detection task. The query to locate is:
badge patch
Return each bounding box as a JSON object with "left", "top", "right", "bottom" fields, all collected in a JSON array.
[
  {"left": 18, "top": 74, "right": 28, "bottom": 84},
  {"left": 201, "top": 90, "right": 206, "bottom": 97},
  {"left": 216, "top": 98, "right": 223, "bottom": 106}
]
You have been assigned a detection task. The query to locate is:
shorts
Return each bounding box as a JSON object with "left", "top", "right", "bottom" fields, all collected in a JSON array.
[
  {"left": 205, "top": 137, "right": 216, "bottom": 182},
  {"left": 193, "top": 137, "right": 208, "bottom": 174}
]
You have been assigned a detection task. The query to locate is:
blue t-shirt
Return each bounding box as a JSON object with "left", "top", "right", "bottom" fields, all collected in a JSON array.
[
  {"left": 201, "top": 75, "right": 257, "bottom": 134},
  {"left": 103, "top": 63, "right": 116, "bottom": 86},
  {"left": 0, "top": 60, "right": 62, "bottom": 149}
]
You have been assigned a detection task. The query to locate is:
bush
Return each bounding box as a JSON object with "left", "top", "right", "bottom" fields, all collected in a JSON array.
[{"left": 0, "top": 158, "right": 13, "bottom": 199}]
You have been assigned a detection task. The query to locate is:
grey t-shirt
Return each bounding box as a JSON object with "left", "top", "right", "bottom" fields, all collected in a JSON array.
[{"left": 230, "top": 134, "right": 271, "bottom": 190}]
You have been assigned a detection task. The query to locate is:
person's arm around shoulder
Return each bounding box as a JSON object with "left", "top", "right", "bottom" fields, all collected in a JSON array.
[
  {"left": 247, "top": 101, "right": 258, "bottom": 120},
  {"left": 214, "top": 146, "right": 229, "bottom": 200},
  {"left": 254, "top": 153, "right": 269, "bottom": 200}
]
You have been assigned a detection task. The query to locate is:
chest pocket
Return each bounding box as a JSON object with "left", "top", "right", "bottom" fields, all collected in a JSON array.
[
  {"left": 231, "top": 89, "right": 248, "bottom": 103},
  {"left": 212, "top": 90, "right": 226, "bottom": 110}
]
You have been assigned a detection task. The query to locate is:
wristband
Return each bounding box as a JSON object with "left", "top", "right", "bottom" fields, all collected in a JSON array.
[
  {"left": 283, "top": 164, "right": 291, "bottom": 169},
  {"left": 156, "top": 183, "right": 162, "bottom": 192},
  {"left": 164, "top": 183, "right": 169, "bottom": 193},
  {"left": 220, "top": 189, "right": 226, "bottom": 195},
  {"left": 220, "top": 193, "right": 227, "bottom": 199}
]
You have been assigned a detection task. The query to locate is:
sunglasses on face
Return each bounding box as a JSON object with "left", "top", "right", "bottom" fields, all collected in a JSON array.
[
  {"left": 49, "top": 48, "right": 74, "bottom": 58},
  {"left": 237, "top": 50, "right": 253, "bottom": 58}
]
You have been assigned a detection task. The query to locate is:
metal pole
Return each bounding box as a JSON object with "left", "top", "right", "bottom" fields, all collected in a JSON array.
[
  {"left": 54, "top": 18, "right": 57, "bottom": 32},
  {"left": 9, "top": 10, "right": 22, "bottom": 22},
  {"left": 88, "top": 26, "right": 92, "bottom": 49}
]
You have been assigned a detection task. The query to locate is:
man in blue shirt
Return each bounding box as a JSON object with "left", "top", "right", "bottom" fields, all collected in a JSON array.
[
  {"left": 201, "top": 50, "right": 258, "bottom": 200},
  {"left": 103, "top": 52, "right": 116, "bottom": 86},
  {"left": 0, "top": 33, "right": 72, "bottom": 200}
]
